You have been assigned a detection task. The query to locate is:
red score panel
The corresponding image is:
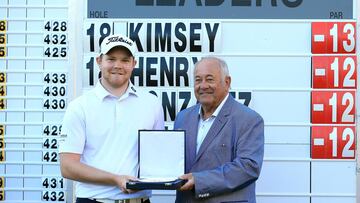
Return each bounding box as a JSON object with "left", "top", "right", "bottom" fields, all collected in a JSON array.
[
  {"left": 311, "top": 91, "right": 355, "bottom": 124},
  {"left": 312, "top": 56, "right": 357, "bottom": 89},
  {"left": 312, "top": 22, "right": 356, "bottom": 54},
  {"left": 312, "top": 126, "right": 356, "bottom": 159}
]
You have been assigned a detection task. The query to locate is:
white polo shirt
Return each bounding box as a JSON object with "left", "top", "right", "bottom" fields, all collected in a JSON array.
[{"left": 59, "top": 81, "right": 164, "bottom": 200}]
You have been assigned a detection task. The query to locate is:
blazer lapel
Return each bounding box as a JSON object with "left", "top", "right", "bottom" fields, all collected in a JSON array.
[
  {"left": 185, "top": 105, "right": 200, "bottom": 172},
  {"left": 193, "top": 96, "right": 233, "bottom": 166}
]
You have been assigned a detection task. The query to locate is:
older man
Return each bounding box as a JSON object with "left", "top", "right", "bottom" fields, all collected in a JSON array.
[{"left": 174, "top": 56, "right": 264, "bottom": 203}]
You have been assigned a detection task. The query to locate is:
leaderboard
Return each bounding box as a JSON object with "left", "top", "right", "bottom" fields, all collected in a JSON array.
[
  {"left": 0, "top": 0, "right": 69, "bottom": 202},
  {"left": 311, "top": 22, "right": 356, "bottom": 159},
  {"left": 82, "top": 1, "right": 357, "bottom": 203},
  {"left": 309, "top": 22, "right": 357, "bottom": 203},
  {"left": 0, "top": 0, "right": 358, "bottom": 203}
]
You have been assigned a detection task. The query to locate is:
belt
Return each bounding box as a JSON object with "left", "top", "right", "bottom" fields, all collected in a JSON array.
[
  {"left": 96, "top": 199, "right": 130, "bottom": 203},
  {"left": 76, "top": 197, "right": 150, "bottom": 203}
]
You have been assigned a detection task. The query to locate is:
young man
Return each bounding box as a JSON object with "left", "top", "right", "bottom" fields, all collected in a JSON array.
[
  {"left": 175, "top": 57, "right": 264, "bottom": 203},
  {"left": 59, "top": 34, "right": 164, "bottom": 203}
]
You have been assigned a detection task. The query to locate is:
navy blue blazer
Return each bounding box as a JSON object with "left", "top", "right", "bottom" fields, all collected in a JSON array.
[{"left": 174, "top": 95, "right": 264, "bottom": 203}]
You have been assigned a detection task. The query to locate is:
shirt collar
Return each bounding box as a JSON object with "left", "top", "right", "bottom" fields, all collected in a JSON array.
[
  {"left": 94, "top": 80, "right": 138, "bottom": 101},
  {"left": 198, "top": 94, "right": 229, "bottom": 119}
]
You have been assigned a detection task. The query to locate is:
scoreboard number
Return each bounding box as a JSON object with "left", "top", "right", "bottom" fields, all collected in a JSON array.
[
  {"left": 44, "top": 21, "right": 67, "bottom": 32},
  {"left": 42, "top": 191, "right": 65, "bottom": 202},
  {"left": 0, "top": 139, "right": 4, "bottom": 149},
  {"left": 86, "top": 56, "right": 96, "bottom": 86},
  {"left": 0, "top": 85, "right": 6, "bottom": 96},
  {"left": 43, "top": 125, "right": 62, "bottom": 136},
  {"left": 0, "top": 21, "right": 6, "bottom": 32},
  {"left": 0, "top": 33, "right": 5, "bottom": 44},
  {"left": 0, "top": 47, "right": 5, "bottom": 58},
  {"left": 43, "top": 34, "right": 67, "bottom": 45},
  {"left": 0, "top": 149, "right": 4, "bottom": 162},
  {"left": 84, "top": 56, "right": 100, "bottom": 87},
  {"left": 84, "top": 21, "right": 114, "bottom": 53},
  {"left": 0, "top": 73, "right": 6, "bottom": 83},
  {"left": 312, "top": 91, "right": 355, "bottom": 124},
  {"left": 43, "top": 99, "right": 66, "bottom": 110},
  {"left": 44, "top": 47, "right": 67, "bottom": 58},
  {"left": 312, "top": 56, "right": 357, "bottom": 88},
  {"left": 230, "top": 91, "right": 252, "bottom": 106},
  {"left": 0, "top": 99, "right": 6, "bottom": 110},
  {"left": 43, "top": 86, "right": 67, "bottom": 97},
  {"left": 0, "top": 176, "right": 4, "bottom": 201},
  {"left": 0, "top": 20, "right": 7, "bottom": 59},
  {"left": 0, "top": 177, "right": 4, "bottom": 188},
  {"left": 0, "top": 125, "right": 4, "bottom": 138},
  {"left": 42, "top": 151, "right": 58, "bottom": 162},
  {"left": 312, "top": 22, "right": 356, "bottom": 53},
  {"left": 43, "top": 73, "right": 67, "bottom": 84},
  {"left": 43, "top": 138, "right": 58, "bottom": 149},
  {"left": 0, "top": 190, "right": 4, "bottom": 201},
  {"left": 312, "top": 126, "right": 355, "bottom": 159},
  {"left": 42, "top": 177, "right": 64, "bottom": 189},
  {"left": 0, "top": 125, "right": 4, "bottom": 162}
]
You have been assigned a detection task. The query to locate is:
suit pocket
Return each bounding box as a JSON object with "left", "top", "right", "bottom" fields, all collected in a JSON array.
[{"left": 213, "top": 144, "right": 232, "bottom": 163}]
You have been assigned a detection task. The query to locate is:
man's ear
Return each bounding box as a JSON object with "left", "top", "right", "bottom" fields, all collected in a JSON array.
[
  {"left": 96, "top": 55, "right": 102, "bottom": 66},
  {"left": 225, "top": 76, "right": 231, "bottom": 88},
  {"left": 133, "top": 57, "right": 137, "bottom": 67}
]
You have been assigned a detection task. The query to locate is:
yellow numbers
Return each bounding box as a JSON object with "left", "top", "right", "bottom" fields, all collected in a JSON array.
[
  {"left": 0, "top": 150, "right": 4, "bottom": 163},
  {"left": 0, "top": 125, "right": 4, "bottom": 138},
  {"left": 0, "top": 73, "right": 5, "bottom": 83},
  {"left": 0, "top": 177, "right": 3, "bottom": 188},
  {"left": 0, "top": 190, "right": 4, "bottom": 201},
  {"left": 0, "top": 85, "right": 5, "bottom": 97},
  {"left": 0, "top": 47, "right": 5, "bottom": 58},
  {"left": 0, "top": 74, "right": 5, "bottom": 111},
  {"left": 0, "top": 21, "right": 5, "bottom": 32},
  {"left": 0, "top": 20, "right": 6, "bottom": 58},
  {"left": 0, "top": 99, "right": 5, "bottom": 110},
  {"left": 0, "top": 21, "right": 5, "bottom": 199},
  {"left": 0, "top": 34, "right": 5, "bottom": 45}
]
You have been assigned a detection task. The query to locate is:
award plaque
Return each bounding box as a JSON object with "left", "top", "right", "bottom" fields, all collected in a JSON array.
[{"left": 126, "top": 130, "right": 186, "bottom": 190}]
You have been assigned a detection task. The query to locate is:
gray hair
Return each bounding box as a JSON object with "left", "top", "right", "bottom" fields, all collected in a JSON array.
[
  {"left": 193, "top": 56, "right": 229, "bottom": 81},
  {"left": 194, "top": 56, "right": 230, "bottom": 80}
]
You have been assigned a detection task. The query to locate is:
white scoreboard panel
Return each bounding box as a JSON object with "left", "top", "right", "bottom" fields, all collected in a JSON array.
[
  {"left": 1, "top": 0, "right": 358, "bottom": 203},
  {"left": 76, "top": 1, "right": 358, "bottom": 202},
  {"left": 0, "top": 0, "right": 70, "bottom": 202}
]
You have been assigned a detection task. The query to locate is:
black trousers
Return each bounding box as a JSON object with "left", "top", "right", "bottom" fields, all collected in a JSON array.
[
  {"left": 76, "top": 198, "right": 100, "bottom": 203},
  {"left": 76, "top": 198, "right": 151, "bottom": 203}
]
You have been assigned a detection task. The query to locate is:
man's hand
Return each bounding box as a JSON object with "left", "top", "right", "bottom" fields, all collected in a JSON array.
[
  {"left": 60, "top": 153, "right": 139, "bottom": 194},
  {"left": 115, "top": 175, "right": 138, "bottom": 194},
  {"left": 179, "top": 173, "right": 194, "bottom": 191}
]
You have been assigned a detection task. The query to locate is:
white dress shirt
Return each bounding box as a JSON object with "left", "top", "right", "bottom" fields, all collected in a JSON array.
[{"left": 196, "top": 94, "right": 229, "bottom": 153}]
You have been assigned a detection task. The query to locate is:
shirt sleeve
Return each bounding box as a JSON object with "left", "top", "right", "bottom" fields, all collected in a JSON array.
[{"left": 58, "top": 101, "right": 86, "bottom": 154}]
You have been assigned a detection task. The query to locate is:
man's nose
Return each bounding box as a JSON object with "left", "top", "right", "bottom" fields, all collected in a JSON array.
[
  {"left": 114, "top": 60, "right": 123, "bottom": 67},
  {"left": 198, "top": 80, "right": 209, "bottom": 89}
]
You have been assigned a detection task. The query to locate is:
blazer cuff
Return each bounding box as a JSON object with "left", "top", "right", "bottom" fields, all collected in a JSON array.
[{"left": 193, "top": 172, "right": 212, "bottom": 199}]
